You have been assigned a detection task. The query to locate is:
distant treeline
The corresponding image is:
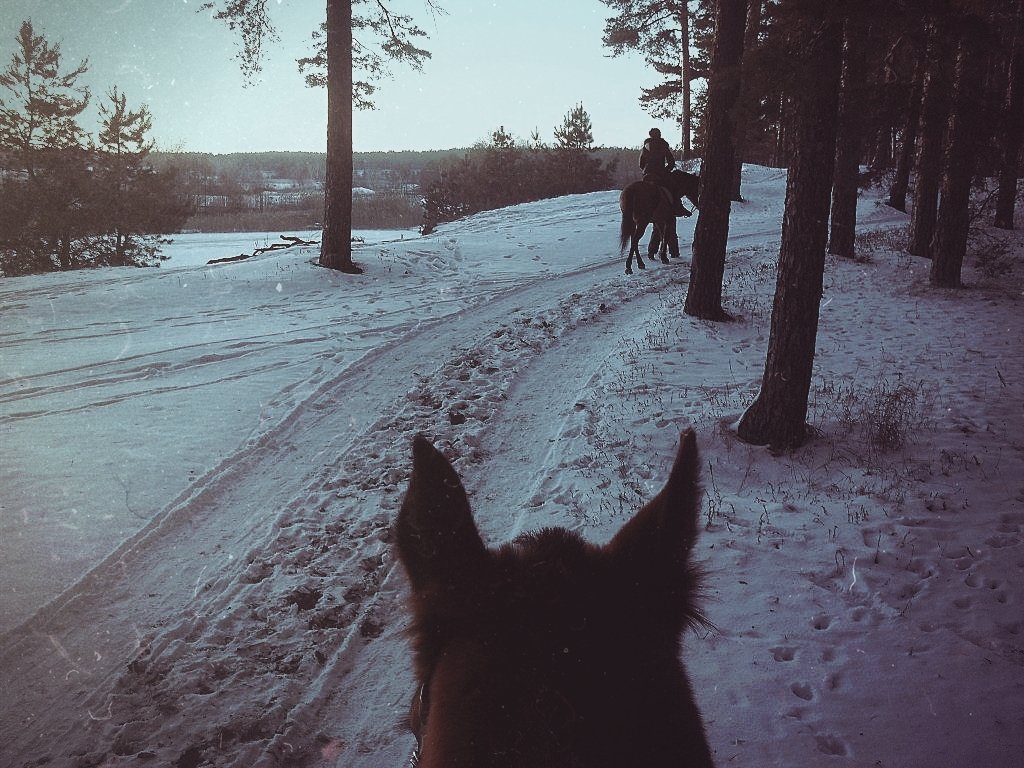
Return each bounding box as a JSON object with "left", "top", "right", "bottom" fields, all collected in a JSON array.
[
  {"left": 148, "top": 146, "right": 640, "bottom": 191},
  {"left": 148, "top": 142, "right": 643, "bottom": 233},
  {"left": 180, "top": 194, "right": 424, "bottom": 233}
]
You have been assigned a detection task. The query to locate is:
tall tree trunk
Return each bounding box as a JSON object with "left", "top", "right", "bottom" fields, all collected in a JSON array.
[
  {"left": 930, "top": 22, "right": 987, "bottom": 287},
  {"left": 681, "top": 2, "right": 693, "bottom": 158},
  {"left": 736, "top": 10, "right": 843, "bottom": 450},
  {"left": 995, "top": 0, "right": 1024, "bottom": 229},
  {"left": 730, "top": 0, "right": 763, "bottom": 201},
  {"left": 684, "top": 0, "right": 747, "bottom": 321},
  {"left": 319, "top": 0, "right": 361, "bottom": 273},
  {"left": 887, "top": 51, "right": 925, "bottom": 212},
  {"left": 907, "top": 18, "right": 950, "bottom": 258},
  {"left": 772, "top": 92, "right": 789, "bottom": 167},
  {"left": 827, "top": 18, "right": 869, "bottom": 259},
  {"left": 58, "top": 233, "right": 72, "bottom": 271}
]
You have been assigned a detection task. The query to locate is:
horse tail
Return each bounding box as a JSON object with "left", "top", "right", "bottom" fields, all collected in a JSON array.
[{"left": 618, "top": 191, "right": 632, "bottom": 255}]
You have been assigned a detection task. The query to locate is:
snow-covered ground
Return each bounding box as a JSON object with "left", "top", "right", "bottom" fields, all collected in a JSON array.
[
  {"left": 160, "top": 228, "right": 421, "bottom": 269},
  {"left": 1, "top": 166, "right": 1021, "bottom": 766}
]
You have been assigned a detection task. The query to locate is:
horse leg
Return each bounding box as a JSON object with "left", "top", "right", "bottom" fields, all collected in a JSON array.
[
  {"left": 655, "top": 220, "right": 670, "bottom": 264},
  {"left": 626, "top": 224, "right": 646, "bottom": 274},
  {"left": 634, "top": 223, "right": 647, "bottom": 271},
  {"left": 625, "top": 224, "right": 635, "bottom": 274}
]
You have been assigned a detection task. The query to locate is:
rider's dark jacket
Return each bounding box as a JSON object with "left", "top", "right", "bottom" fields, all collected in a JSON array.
[{"left": 639, "top": 136, "right": 675, "bottom": 183}]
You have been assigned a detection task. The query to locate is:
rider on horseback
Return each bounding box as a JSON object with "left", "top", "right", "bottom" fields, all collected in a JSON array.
[{"left": 639, "top": 128, "right": 690, "bottom": 218}]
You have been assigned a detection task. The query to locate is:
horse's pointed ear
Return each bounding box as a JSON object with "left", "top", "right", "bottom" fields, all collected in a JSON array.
[
  {"left": 397, "top": 436, "right": 488, "bottom": 593},
  {"left": 606, "top": 429, "right": 701, "bottom": 573}
]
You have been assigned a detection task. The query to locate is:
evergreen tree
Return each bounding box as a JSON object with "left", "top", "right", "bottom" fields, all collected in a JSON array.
[
  {"left": 90, "top": 87, "right": 191, "bottom": 267},
  {"left": 419, "top": 113, "right": 616, "bottom": 234},
  {"left": 601, "top": 0, "right": 712, "bottom": 155},
  {"left": 0, "top": 20, "right": 90, "bottom": 273},
  {"left": 203, "top": 0, "right": 441, "bottom": 274},
  {"left": 886, "top": 46, "right": 925, "bottom": 213},
  {"left": 736, "top": 2, "right": 844, "bottom": 449},
  {"left": 552, "top": 103, "right": 610, "bottom": 194},
  {"left": 0, "top": 22, "right": 193, "bottom": 275},
  {"left": 907, "top": 14, "right": 952, "bottom": 258},
  {"left": 929, "top": 11, "right": 990, "bottom": 287},
  {"left": 994, "top": 0, "right": 1024, "bottom": 229},
  {"left": 684, "top": 0, "right": 747, "bottom": 322},
  {"left": 729, "top": 0, "right": 766, "bottom": 200},
  {"left": 479, "top": 125, "right": 521, "bottom": 209},
  {"left": 827, "top": 17, "right": 871, "bottom": 259},
  {"left": 0, "top": 20, "right": 89, "bottom": 164}
]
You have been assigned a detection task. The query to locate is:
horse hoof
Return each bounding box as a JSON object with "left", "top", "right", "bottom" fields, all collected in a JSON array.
[{"left": 625, "top": 268, "right": 633, "bottom": 275}]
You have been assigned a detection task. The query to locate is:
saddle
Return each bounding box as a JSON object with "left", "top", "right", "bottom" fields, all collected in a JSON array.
[
  {"left": 652, "top": 182, "right": 691, "bottom": 218},
  {"left": 641, "top": 168, "right": 690, "bottom": 218}
]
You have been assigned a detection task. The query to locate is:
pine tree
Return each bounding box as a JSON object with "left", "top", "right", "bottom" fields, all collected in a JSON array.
[
  {"left": 684, "top": 0, "right": 747, "bottom": 321},
  {"left": 729, "top": 0, "right": 766, "bottom": 200},
  {"left": 886, "top": 49, "right": 924, "bottom": 213},
  {"left": 995, "top": 0, "right": 1024, "bottom": 229},
  {"left": 203, "top": 0, "right": 441, "bottom": 274},
  {"left": 736, "top": 3, "right": 844, "bottom": 449},
  {"left": 0, "top": 20, "right": 90, "bottom": 273},
  {"left": 91, "top": 87, "right": 190, "bottom": 267},
  {"left": 929, "top": 13, "right": 989, "bottom": 287},
  {"left": 827, "top": 18, "right": 871, "bottom": 259},
  {"left": 0, "top": 20, "right": 89, "bottom": 164},
  {"left": 552, "top": 103, "right": 610, "bottom": 195},
  {"left": 907, "top": 15, "right": 952, "bottom": 258},
  {"left": 601, "top": 0, "right": 711, "bottom": 155}
]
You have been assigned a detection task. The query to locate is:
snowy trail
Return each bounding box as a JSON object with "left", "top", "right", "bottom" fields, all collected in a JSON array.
[
  {"left": 4, "top": 172, "right": 1021, "bottom": 767},
  {"left": 297, "top": 269, "right": 694, "bottom": 766},
  {"left": 0, "top": 244, "right": 681, "bottom": 765}
]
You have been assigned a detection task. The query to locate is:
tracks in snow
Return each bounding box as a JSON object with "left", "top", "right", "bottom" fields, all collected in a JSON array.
[{"left": 0, "top": 258, "right": 685, "bottom": 767}]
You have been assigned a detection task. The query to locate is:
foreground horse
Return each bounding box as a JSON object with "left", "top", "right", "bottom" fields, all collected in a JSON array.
[
  {"left": 397, "top": 429, "right": 715, "bottom": 768},
  {"left": 619, "top": 169, "right": 700, "bottom": 274}
]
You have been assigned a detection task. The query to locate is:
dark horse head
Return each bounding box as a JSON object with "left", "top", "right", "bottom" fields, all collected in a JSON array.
[
  {"left": 396, "top": 429, "right": 715, "bottom": 768},
  {"left": 668, "top": 168, "right": 701, "bottom": 210}
]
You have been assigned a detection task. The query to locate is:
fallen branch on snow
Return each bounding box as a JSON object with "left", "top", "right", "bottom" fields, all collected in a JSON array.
[{"left": 206, "top": 234, "right": 320, "bottom": 265}]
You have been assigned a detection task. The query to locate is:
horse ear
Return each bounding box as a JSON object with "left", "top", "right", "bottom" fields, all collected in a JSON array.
[
  {"left": 397, "top": 436, "right": 488, "bottom": 593},
  {"left": 606, "top": 429, "right": 701, "bottom": 574}
]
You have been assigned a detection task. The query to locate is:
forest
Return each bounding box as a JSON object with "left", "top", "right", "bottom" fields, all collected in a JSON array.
[
  {"left": 1, "top": 0, "right": 1022, "bottom": 281},
  {"left": 2, "top": 3, "right": 1023, "bottom": 764}
]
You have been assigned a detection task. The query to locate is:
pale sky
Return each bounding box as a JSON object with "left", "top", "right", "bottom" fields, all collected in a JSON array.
[{"left": 1, "top": 0, "right": 672, "bottom": 153}]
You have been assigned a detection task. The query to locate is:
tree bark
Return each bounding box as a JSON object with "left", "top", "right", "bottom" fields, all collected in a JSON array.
[
  {"left": 319, "top": 0, "right": 361, "bottom": 273},
  {"left": 887, "top": 51, "right": 924, "bottom": 212},
  {"left": 730, "top": 0, "right": 764, "bottom": 201},
  {"left": 995, "top": 0, "right": 1024, "bottom": 229},
  {"left": 907, "top": 18, "right": 950, "bottom": 258},
  {"left": 736, "top": 10, "right": 843, "bottom": 449},
  {"left": 930, "top": 22, "right": 986, "bottom": 287},
  {"left": 684, "top": 0, "right": 748, "bottom": 321},
  {"left": 827, "top": 18, "right": 869, "bottom": 259},
  {"left": 680, "top": 2, "right": 693, "bottom": 158}
]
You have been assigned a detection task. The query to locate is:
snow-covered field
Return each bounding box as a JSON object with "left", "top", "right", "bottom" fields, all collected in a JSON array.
[{"left": 1, "top": 167, "right": 1022, "bottom": 766}]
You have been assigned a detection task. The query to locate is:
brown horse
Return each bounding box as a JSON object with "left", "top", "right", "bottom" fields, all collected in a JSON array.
[
  {"left": 619, "top": 169, "right": 701, "bottom": 275},
  {"left": 396, "top": 429, "right": 715, "bottom": 768}
]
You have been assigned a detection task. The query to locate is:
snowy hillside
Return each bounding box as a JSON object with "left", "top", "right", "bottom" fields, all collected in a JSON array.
[{"left": 1, "top": 166, "right": 1022, "bottom": 767}]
